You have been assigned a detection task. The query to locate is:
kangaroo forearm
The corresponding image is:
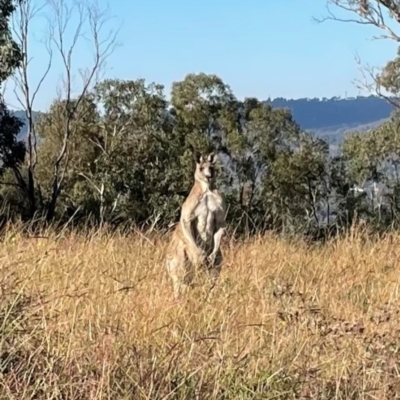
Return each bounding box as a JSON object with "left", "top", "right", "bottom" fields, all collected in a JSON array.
[
  {"left": 212, "top": 227, "right": 225, "bottom": 255},
  {"left": 182, "top": 220, "right": 199, "bottom": 250}
]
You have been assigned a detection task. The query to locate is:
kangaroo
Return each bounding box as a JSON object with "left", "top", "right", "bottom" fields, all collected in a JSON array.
[{"left": 165, "top": 151, "right": 226, "bottom": 298}]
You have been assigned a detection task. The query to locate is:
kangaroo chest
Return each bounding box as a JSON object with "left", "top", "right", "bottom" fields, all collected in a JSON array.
[{"left": 194, "top": 191, "right": 222, "bottom": 242}]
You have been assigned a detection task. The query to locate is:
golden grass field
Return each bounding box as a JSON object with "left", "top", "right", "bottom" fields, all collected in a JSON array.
[{"left": 1, "top": 225, "right": 400, "bottom": 399}]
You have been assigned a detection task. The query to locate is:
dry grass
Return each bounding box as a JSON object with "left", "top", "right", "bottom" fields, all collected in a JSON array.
[{"left": 1, "top": 226, "right": 400, "bottom": 399}]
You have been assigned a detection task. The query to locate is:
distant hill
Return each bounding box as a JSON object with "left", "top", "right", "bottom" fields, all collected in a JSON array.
[
  {"left": 11, "top": 110, "right": 40, "bottom": 141},
  {"left": 266, "top": 96, "right": 393, "bottom": 131},
  {"left": 10, "top": 96, "right": 395, "bottom": 148},
  {"left": 265, "top": 96, "right": 394, "bottom": 153}
]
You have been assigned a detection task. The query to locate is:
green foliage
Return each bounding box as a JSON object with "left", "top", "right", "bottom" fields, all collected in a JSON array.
[
  {"left": 16, "top": 73, "right": 333, "bottom": 235},
  {"left": 220, "top": 99, "right": 331, "bottom": 235},
  {"left": 341, "top": 111, "right": 400, "bottom": 227},
  {"left": 34, "top": 96, "right": 100, "bottom": 217},
  {"left": 0, "top": 103, "right": 25, "bottom": 173},
  {"left": 0, "top": 0, "right": 22, "bottom": 83},
  {"left": 0, "top": 0, "right": 26, "bottom": 212},
  {"left": 5, "top": 67, "right": 400, "bottom": 238},
  {"left": 377, "top": 48, "right": 400, "bottom": 97}
]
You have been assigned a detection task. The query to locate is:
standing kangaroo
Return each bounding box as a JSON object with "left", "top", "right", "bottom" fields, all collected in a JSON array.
[{"left": 165, "top": 151, "right": 226, "bottom": 298}]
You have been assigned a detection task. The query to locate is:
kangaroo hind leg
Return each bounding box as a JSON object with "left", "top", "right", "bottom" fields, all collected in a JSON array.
[{"left": 166, "top": 246, "right": 194, "bottom": 299}]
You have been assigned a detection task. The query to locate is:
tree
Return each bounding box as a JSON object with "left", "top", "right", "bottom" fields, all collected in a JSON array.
[
  {"left": 10, "top": 0, "right": 52, "bottom": 217},
  {"left": 34, "top": 78, "right": 188, "bottom": 226},
  {"left": 34, "top": 95, "right": 100, "bottom": 220},
  {"left": 269, "top": 132, "right": 330, "bottom": 234},
  {"left": 89, "top": 78, "right": 176, "bottom": 225},
  {"left": 169, "top": 73, "right": 239, "bottom": 204},
  {"left": 315, "top": 1, "right": 400, "bottom": 230},
  {"left": 214, "top": 96, "right": 331, "bottom": 235},
  {"left": 0, "top": 0, "right": 27, "bottom": 209},
  {"left": 8, "top": 0, "right": 119, "bottom": 221},
  {"left": 318, "top": 1, "right": 400, "bottom": 108},
  {"left": 170, "top": 73, "right": 237, "bottom": 150},
  {"left": 341, "top": 113, "right": 400, "bottom": 224}
]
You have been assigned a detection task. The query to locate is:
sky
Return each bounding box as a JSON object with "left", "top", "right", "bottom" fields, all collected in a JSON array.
[{"left": 4, "top": 0, "right": 399, "bottom": 111}]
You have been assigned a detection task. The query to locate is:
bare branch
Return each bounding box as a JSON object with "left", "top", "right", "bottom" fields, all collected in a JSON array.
[
  {"left": 315, "top": 1, "right": 400, "bottom": 42},
  {"left": 351, "top": 53, "right": 400, "bottom": 109},
  {"left": 11, "top": 0, "right": 53, "bottom": 109},
  {"left": 78, "top": 172, "right": 106, "bottom": 224},
  {"left": 5, "top": 0, "right": 120, "bottom": 220},
  {"left": 0, "top": 181, "right": 23, "bottom": 188},
  {"left": 78, "top": 172, "right": 102, "bottom": 194},
  {"left": 42, "top": 0, "right": 121, "bottom": 220},
  {"left": 7, "top": 0, "right": 55, "bottom": 217},
  {"left": 316, "top": 1, "right": 400, "bottom": 110}
]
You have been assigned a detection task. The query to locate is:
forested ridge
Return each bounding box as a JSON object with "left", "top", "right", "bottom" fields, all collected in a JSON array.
[{"left": 267, "top": 95, "right": 393, "bottom": 131}]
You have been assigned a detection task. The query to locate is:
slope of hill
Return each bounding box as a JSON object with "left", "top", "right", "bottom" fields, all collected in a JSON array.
[
  {"left": 266, "top": 95, "right": 394, "bottom": 131},
  {"left": 11, "top": 110, "right": 40, "bottom": 140},
  {"left": 264, "top": 96, "right": 394, "bottom": 153}
]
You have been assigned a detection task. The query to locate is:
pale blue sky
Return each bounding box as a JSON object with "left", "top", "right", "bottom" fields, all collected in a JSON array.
[{"left": 5, "top": 0, "right": 398, "bottom": 111}]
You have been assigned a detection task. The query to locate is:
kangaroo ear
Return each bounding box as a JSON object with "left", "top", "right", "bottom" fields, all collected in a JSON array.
[
  {"left": 193, "top": 150, "right": 202, "bottom": 164},
  {"left": 207, "top": 152, "right": 216, "bottom": 164}
]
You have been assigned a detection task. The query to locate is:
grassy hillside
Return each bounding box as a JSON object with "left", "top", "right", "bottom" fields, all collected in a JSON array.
[{"left": 1, "top": 226, "right": 400, "bottom": 398}]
